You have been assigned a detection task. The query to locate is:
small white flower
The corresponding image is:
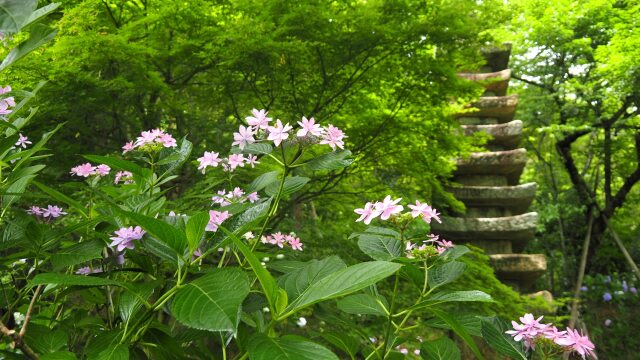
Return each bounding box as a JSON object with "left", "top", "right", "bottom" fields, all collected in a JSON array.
[
  {"left": 276, "top": 254, "right": 285, "bottom": 260},
  {"left": 244, "top": 232, "right": 255, "bottom": 240},
  {"left": 296, "top": 317, "right": 307, "bottom": 327},
  {"left": 262, "top": 307, "right": 270, "bottom": 313},
  {"left": 217, "top": 248, "right": 224, "bottom": 252},
  {"left": 262, "top": 257, "right": 270, "bottom": 262},
  {"left": 13, "top": 312, "right": 25, "bottom": 325}
]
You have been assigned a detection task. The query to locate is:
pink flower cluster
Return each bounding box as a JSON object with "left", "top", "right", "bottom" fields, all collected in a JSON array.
[
  {"left": 109, "top": 226, "right": 145, "bottom": 252},
  {"left": 122, "top": 128, "right": 177, "bottom": 153},
  {"left": 355, "top": 197, "right": 441, "bottom": 225},
  {"left": 206, "top": 210, "right": 230, "bottom": 232},
  {"left": 405, "top": 234, "right": 454, "bottom": 258},
  {"left": 26, "top": 205, "right": 67, "bottom": 219},
  {"left": 260, "top": 232, "right": 303, "bottom": 251},
  {"left": 0, "top": 85, "right": 16, "bottom": 116},
  {"left": 237, "top": 109, "right": 347, "bottom": 150},
  {"left": 114, "top": 171, "right": 134, "bottom": 184},
  {"left": 212, "top": 187, "right": 260, "bottom": 206},
  {"left": 70, "top": 163, "right": 111, "bottom": 177},
  {"left": 507, "top": 314, "right": 596, "bottom": 359},
  {"left": 197, "top": 152, "right": 259, "bottom": 174}
]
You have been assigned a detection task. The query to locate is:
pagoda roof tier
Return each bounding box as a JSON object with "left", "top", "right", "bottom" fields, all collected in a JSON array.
[{"left": 446, "top": 182, "right": 536, "bottom": 215}]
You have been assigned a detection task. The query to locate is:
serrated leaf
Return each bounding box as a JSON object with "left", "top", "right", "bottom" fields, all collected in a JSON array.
[
  {"left": 336, "top": 293, "right": 389, "bottom": 316},
  {"left": 248, "top": 334, "right": 339, "bottom": 360},
  {"left": 51, "top": 240, "right": 104, "bottom": 270},
  {"left": 0, "top": 0, "right": 37, "bottom": 33},
  {"left": 118, "top": 281, "right": 157, "bottom": 324},
  {"left": 231, "top": 143, "right": 273, "bottom": 155},
  {"left": 248, "top": 170, "right": 280, "bottom": 192},
  {"left": 409, "top": 291, "right": 493, "bottom": 310},
  {"left": 480, "top": 317, "right": 527, "bottom": 360},
  {"left": 440, "top": 245, "right": 470, "bottom": 261},
  {"left": 318, "top": 332, "right": 360, "bottom": 359},
  {"left": 429, "top": 308, "right": 484, "bottom": 360},
  {"left": 305, "top": 150, "right": 353, "bottom": 171},
  {"left": 428, "top": 261, "right": 466, "bottom": 290},
  {"left": 265, "top": 176, "right": 310, "bottom": 196},
  {"left": 24, "top": 324, "right": 67, "bottom": 354},
  {"left": 171, "top": 268, "right": 250, "bottom": 332},
  {"left": 420, "top": 337, "right": 461, "bottom": 360},
  {"left": 124, "top": 211, "right": 187, "bottom": 255},
  {"left": 185, "top": 212, "right": 209, "bottom": 253},
  {"left": 357, "top": 234, "right": 403, "bottom": 261},
  {"left": 0, "top": 24, "right": 57, "bottom": 71},
  {"left": 278, "top": 256, "right": 346, "bottom": 300},
  {"left": 157, "top": 137, "right": 192, "bottom": 176},
  {"left": 425, "top": 314, "right": 482, "bottom": 337},
  {"left": 96, "top": 344, "right": 129, "bottom": 360},
  {"left": 283, "top": 261, "right": 401, "bottom": 316}
]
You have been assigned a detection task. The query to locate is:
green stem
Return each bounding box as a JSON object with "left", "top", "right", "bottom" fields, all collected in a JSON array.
[{"left": 382, "top": 271, "right": 400, "bottom": 358}]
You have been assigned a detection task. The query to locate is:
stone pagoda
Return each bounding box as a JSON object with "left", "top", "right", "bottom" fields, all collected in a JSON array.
[{"left": 432, "top": 44, "right": 546, "bottom": 292}]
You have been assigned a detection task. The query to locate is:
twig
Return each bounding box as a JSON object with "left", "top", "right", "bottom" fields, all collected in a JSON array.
[
  {"left": 603, "top": 216, "right": 640, "bottom": 281},
  {"left": 19, "top": 285, "right": 43, "bottom": 338},
  {"left": 568, "top": 210, "right": 594, "bottom": 329},
  {"left": 0, "top": 320, "right": 39, "bottom": 359}
]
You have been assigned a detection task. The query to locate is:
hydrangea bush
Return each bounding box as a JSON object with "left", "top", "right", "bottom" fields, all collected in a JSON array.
[{"left": 0, "top": 104, "right": 557, "bottom": 359}]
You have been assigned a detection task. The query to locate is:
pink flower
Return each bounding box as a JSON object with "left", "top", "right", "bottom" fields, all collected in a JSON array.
[
  {"left": 296, "top": 116, "right": 323, "bottom": 137},
  {"left": 122, "top": 141, "right": 135, "bottom": 154},
  {"left": 246, "top": 108, "right": 272, "bottom": 130},
  {"left": 114, "top": 171, "right": 134, "bottom": 184},
  {"left": 95, "top": 164, "right": 111, "bottom": 176},
  {"left": 288, "top": 236, "right": 303, "bottom": 251},
  {"left": 26, "top": 206, "right": 43, "bottom": 215},
  {"left": 206, "top": 210, "right": 230, "bottom": 232},
  {"left": 0, "top": 100, "right": 12, "bottom": 115},
  {"left": 42, "top": 205, "right": 67, "bottom": 218},
  {"left": 231, "top": 187, "right": 244, "bottom": 198},
  {"left": 320, "top": 124, "right": 346, "bottom": 150},
  {"left": 354, "top": 202, "right": 382, "bottom": 224},
  {"left": 246, "top": 154, "right": 259, "bottom": 168},
  {"left": 135, "top": 130, "right": 158, "bottom": 147},
  {"left": 247, "top": 192, "right": 260, "bottom": 203},
  {"left": 157, "top": 133, "right": 177, "bottom": 147},
  {"left": 0, "top": 85, "right": 11, "bottom": 94},
  {"left": 436, "top": 239, "right": 453, "bottom": 249},
  {"left": 70, "top": 163, "right": 96, "bottom": 177},
  {"left": 376, "top": 196, "right": 404, "bottom": 220},
  {"left": 543, "top": 326, "right": 567, "bottom": 343},
  {"left": 270, "top": 232, "right": 286, "bottom": 248},
  {"left": 197, "top": 151, "right": 221, "bottom": 173},
  {"left": 556, "top": 328, "right": 597, "bottom": 359},
  {"left": 227, "top": 154, "right": 246, "bottom": 170},
  {"left": 232, "top": 125, "right": 255, "bottom": 150},
  {"left": 15, "top": 134, "right": 31, "bottom": 148},
  {"left": 109, "top": 226, "right": 145, "bottom": 252},
  {"left": 505, "top": 314, "right": 547, "bottom": 348},
  {"left": 267, "top": 119, "right": 293, "bottom": 147},
  {"left": 76, "top": 266, "right": 103, "bottom": 275},
  {"left": 407, "top": 200, "right": 441, "bottom": 224}
]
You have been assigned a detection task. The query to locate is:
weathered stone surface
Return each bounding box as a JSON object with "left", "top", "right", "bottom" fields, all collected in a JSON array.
[
  {"left": 454, "top": 148, "right": 527, "bottom": 185},
  {"left": 481, "top": 44, "right": 512, "bottom": 72},
  {"left": 457, "top": 117, "right": 499, "bottom": 125},
  {"left": 490, "top": 254, "right": 547, "bottom": 290},
  {"left": 453, "top": 175, "right": 509, "bottom": 186},
  {"left": 455, "top": 95, "right": 519, "bottom": 123},
  {"left": 431, "top": 212, "right": 538, "bottom": 253},
  {"left": 446, "top": 182, "right": 536, "bottom": 215},
  {"left": 462, "top": 120, "right": 523, "bottom": 149},
  {"left": 458, "top": 69, "right": 511, "bottom": 96}
]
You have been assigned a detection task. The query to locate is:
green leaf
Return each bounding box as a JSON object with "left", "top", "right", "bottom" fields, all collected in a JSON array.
[
  {"left": 283, "top": 261, "right": 401, "bottom": 316},
  {"left": 248, "top": 334, "right": 339, "bottom": 360},
  {"left": 232, "top": 143, "right": 273, "bottom": 155},
  {"left": 429, "top": 308, "right": 484, "bottom": 360},
  {"left": 30, "top": 273, "right": 125, "bottom": 288},
  {"left": 32, "top": 180, "right": 88, "bottom": 217},
  {"left": 0, "top": 0, "right": 37, "bottom": 33},
  {"left": 22, "top": 3, "right": 60, "bottom": 29},
  {"left": 118, "top": 281, "right": 157, "bottom": 324},
  {"left": 24, "top": 324, "right": 66, "bottom": 354},
  {"left": 171, "top": 268, "right": 250, "bottom": 332},
  {"left": 265, "top": 176, "right": 310, "bottom": 196},
  {"left": 480, "top": 317, "right": 527, "bottom": 360},
  {"left": 185, "top": 212, "right": 209, "bottom": 253},
  {"left": 425, "top": 314, "right": 482, "bottom": 337},
  {"left": 157, "top": 137, "right": 192, "bottom": 176},
  {"left": 278, "top": 256, "right": 347, "bottom": 300},
  {"left": 305, "top": 150, "right": 353, "bottom": 171},
  {"left": 40, "top": 351, "right": 77, "bottom": 360},
  {"left": 227, "top": 229, "right": 279, "bottom": 314},
  {"left": 428, "top": 261, "right": 466, "bottom": 290},
  {"left": 125, "top": 211, "right": 187, "bottom": 255},
  {"left": 83, "top": 154, "right": 151, "bottom": 178},
  {"left": 317, "top": 332, "right": 360, "bottom": 359},
  {"left": 409, "top": 291, "right": 493, "bottom": 310},
  {"left": 357, "top": 234, "right": 402, "bottom": 261},
  {"left": 248, "top": 170, "right": 280, "bottom": 192},
  {"left": 441, "top": 245, "right": 470, "bottom": 261},
  {"left": 420, "top": 337, "right": 461, "bottom": 360},
  {"left": 336, "top": 294, "right": 389, "bottom": 316},
  {"left": 96, "top": 344, "right": 129, "bottom": 360},
  {"left": 0, "top": 24, "right": 57, "bottom": 71},
  {"left": 51, "top": 240, "right": 104, "bottom": 270}
]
